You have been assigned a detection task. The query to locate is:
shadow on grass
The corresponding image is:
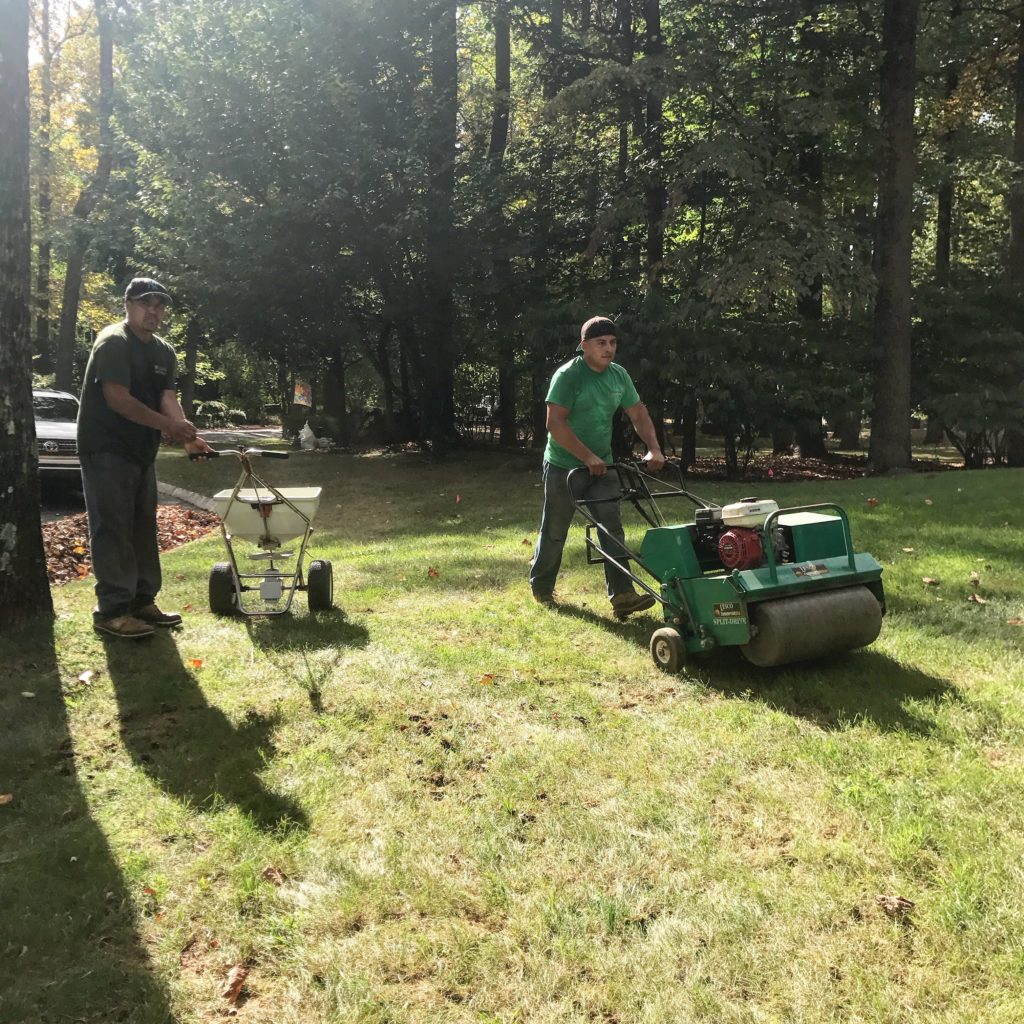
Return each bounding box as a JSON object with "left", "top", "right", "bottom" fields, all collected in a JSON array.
[
  {"left": 0, "top": 620, "right": 178, "bottom": 1024},
  {"left": 103, "top": 632, "right": 307, "bottom": 832},
  {"left": 555, "top": 601, "right": 957, "bottom": 736},
  {"left": 243, "top": 607, "right": 370, "bottom": 653}
]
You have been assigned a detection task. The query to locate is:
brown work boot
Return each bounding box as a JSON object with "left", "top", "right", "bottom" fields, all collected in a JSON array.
[
  {"left": 94, "top": 614, "right": 155, "bottom": 639},
  {"left": 532, "top": 590, "right": 557, "bottom": 607},
  {"left": 132, "top": 603, "right": 183, "bottom": 627},
  {"left": 610, "top": 590, "right": 656, "bottom": 620}
]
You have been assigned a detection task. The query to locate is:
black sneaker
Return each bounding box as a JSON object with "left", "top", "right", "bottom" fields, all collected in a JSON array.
[{"left": 132, "top": 603, "right": 183, "bottom": 627}]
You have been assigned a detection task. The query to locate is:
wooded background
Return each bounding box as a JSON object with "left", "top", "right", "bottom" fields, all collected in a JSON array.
[{"left": 19, "top": 0, "right": 1024, "bottom": 472}]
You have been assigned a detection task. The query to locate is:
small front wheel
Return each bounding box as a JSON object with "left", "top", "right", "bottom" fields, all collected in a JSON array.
[
  {"left": 307, "top": 559, "right": 334, "bottom": 611},
  {"left": 650, "top": 627, "right": 684, "bottom": 673},
  {"left": 209, "top": 562, "right": 238, "bottom": 616}
]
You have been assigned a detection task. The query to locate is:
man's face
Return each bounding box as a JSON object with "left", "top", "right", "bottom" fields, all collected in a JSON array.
[
  {"left": 580, "top": 333, "right": 617, "bottom": 371},
  {"left": 125, "top": 295, "right": 167, "bottom": 337}
]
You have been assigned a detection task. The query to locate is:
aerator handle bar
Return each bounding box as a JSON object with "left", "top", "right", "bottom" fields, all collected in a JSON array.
[{"left": 760, "top": 503, "right": 857, "bottom": 585}]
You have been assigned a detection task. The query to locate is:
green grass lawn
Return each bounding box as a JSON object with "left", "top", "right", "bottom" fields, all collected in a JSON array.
[{"left": 3, "top": 452, "right": 1024, "bottom": 1023}]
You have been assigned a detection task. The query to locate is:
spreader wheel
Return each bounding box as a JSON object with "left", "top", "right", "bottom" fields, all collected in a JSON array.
[
  {"left": 650, "top": 627, "right": 685, "bottom": 673},
  {"left": 209, "top": 562, "right": 238, "bottom": 616},
  {"left": 307, "top": 559, "right": 334, "bottom": 611}
]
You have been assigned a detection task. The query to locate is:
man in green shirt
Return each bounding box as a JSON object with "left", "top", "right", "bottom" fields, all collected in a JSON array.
[
  {"left": 530, "top": 316, "right": 665, "bottom": 617},
  {"left": 77, "top": 277, "right": 213, "bottom": 638}
]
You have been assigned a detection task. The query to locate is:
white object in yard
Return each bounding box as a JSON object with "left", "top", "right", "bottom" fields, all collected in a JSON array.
[
  {"left": 299, "top": 421, "right": 317, "bottom": 450},
  {"left": 213, "top": 487, "right": 322, "bottom": 544},
  {"left": 721, "top": 498, "right": 780, "bottom": 528}
]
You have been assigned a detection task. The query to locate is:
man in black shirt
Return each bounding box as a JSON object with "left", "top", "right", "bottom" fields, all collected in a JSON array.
[{"left": 77, "top": 277, "right": 213, "bottom": 638}]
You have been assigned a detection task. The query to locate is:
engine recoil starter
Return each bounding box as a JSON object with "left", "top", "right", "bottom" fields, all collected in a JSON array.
[{"left": 718, "top": 527, "right": 763, "bottom": 570}]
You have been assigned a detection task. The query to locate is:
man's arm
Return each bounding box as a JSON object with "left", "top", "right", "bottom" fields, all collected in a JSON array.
[
  {"left": 624, "top": 401, "right": 666, "bottom": 471},
  {"left": 100, "top": 382, "right": 198, "bottom": 444},
  {"left": 546, "top": 403, "right": 608, "bottom": 476}
]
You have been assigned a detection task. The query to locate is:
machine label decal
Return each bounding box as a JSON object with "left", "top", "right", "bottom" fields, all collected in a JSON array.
[
  {"left": 713, "top": 602, "right": 747, "bottom": 625},
  {"left": 793, "top": 562, "right": 829, "bottom": 577}
]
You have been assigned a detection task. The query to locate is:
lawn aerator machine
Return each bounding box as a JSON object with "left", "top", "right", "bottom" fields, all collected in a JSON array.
[
  {"left": 571, "top": 463, "right": 885, "bottom": 672},
  {"left": 194, "top": 447, "right": 333, "bottom": 616}
]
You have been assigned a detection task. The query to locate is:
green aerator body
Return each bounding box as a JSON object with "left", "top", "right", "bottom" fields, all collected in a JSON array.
[{"left": 572, "top": 465, "right": 885, "bottom": 672}]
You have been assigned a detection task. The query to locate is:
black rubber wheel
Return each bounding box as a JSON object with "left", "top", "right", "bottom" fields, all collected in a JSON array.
[
  {"left": 209, "top": 562, "right": 238, "bottom": 616},
  {"left": 650, "top": 627, "right": 685, "bottom": 673},
  {"left": 307, "top": 559, "right": 334, "bottom": 611}
]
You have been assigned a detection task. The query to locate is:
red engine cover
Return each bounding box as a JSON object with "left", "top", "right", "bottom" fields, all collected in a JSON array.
[{"left": 718, "top": 527, "right": 763, "bottom": 570}]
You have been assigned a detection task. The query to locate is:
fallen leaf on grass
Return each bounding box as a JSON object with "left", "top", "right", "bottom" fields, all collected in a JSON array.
[
  {"left": 521, "top": 538, "right": 531, "bottom": 545},
  {"left": 0, "top": 794, "right": 13, "bottom": 806},
  {"left": 455, "top": 494, "right": 462, "bottom": 504},
  {"left": 866, "top": 497, "right": 879, "bottom": 508},
  {"left": 969, "top": 571, "right": 981, "bottom": 587},
  {"left": 875, "top": 894, "right": 915, "bottom": 919},
  {"left": 427, "top": 567, "right": 440, "bottom": 579},
  {"left": 1008, "top": 618, "right": 1024, "bottom": 626},
  {"left": 21, "top": 692, "right": 35, "bottom": 698},
  {"left": 967, "top": 593, "right": 987, "bottom": 605},
  {"left": 78, "top": 669, "right": 97, "bottom": 686},
  {"left": 478, "top": 673, "right": 495, "bottom": 686},
  {"left": 922, "top": 577, "right": 941, "bottom": 586},
  {"left": 901, "top": 547, "right": 915, "bottom": 553},
  {"left": 261, "top": 866, "right": 287, "bottom": 886},
  {"left": 188, "top": 658, "right": 204, "bottom": 669},
  {"left": 221, "top": 964, "right": 249, "bottom": 1005},
  {"left": 924, "top": 498, "right": 933, "bottom": 505}
]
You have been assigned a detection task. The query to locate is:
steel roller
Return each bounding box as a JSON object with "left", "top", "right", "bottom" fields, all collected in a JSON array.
[{"left": 741, "top": 586, "right": 883, "bottom": 667}]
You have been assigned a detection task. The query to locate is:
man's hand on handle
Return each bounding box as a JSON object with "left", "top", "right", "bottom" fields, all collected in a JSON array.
[
  {"left": 184, "top": 437, "right": 215, "bottom": 461},
  {"left": 585, "top": 454, "right": 609, "bottom": 476},
  {"left": 643, "top": 449, "right": 666, "bottom": 472}
]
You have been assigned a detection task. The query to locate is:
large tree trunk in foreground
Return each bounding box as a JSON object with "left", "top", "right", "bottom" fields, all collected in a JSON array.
[
  {"left": 54, "top": 0, "right": 114, "bottom": 392},
  {"left": 0, "top": 0, "right": 54, "bottom": 627},
  {"left": 869, "top": 0, "right": 919, "bottom": 474}
]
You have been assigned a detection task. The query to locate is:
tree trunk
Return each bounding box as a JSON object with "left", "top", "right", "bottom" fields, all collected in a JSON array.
[
  {"left": 34, "top": 0, "right": 54, "bottom": 370},
  {"left": 0, "top": 0, "right": 54, "bottom": 627},
  {"left": 422, "top": 0, "right": 458, "bottom": 454},
  {"left": 180, "top": 319, "right": 200, "bottom": 418},
  {"left": 54, "top": 0, "right": 114, "bottom": 392},
  {"left": 934, "top": 0, "right": 961, "bottom": 286},
  {"left": 643, "top": 0, "right": 665, "bottom": 289},
  {"left": 489, "top": 0, "right": 517, "bottom": 446},
  {"left": 1006, "top": 12, "right": 1024, "bottom": 466},
  {"left": 869, "top": 0, "right": 919, "bottom": 474}
]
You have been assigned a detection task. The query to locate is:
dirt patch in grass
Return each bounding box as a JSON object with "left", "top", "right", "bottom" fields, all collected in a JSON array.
[{"left": 43, "top": 506, "right": 220, "bottom": 584}]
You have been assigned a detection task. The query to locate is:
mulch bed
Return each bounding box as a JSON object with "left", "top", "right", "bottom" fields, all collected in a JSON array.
[
  {"left": 44, "top": 506, "right": 220, "bottom": 585},
  {"left": 682, "top": 452, "right": 958, "bottom": 482}
]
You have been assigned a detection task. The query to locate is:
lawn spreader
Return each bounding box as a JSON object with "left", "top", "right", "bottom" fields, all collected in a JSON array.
[
  {"left": 571, "top": 462, "right": 885, "bottom": 672},
  {"left": 193, "top": 447, "right": 333, "bottom": 616}
]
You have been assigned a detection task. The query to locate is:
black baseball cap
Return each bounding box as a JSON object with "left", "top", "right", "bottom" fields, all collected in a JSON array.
[
  {"left": 125, "top": 277, "right": 172, "bottom": 303},
  {"left": 577, "top": 315, "right": 618, "bottom": 351}
]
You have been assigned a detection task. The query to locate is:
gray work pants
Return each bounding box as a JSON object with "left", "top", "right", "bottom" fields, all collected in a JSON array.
[
  {"left": 80, "top": 451, "right": 161, "bottom": 620},
  {"left": 530, "top": 461, "right": 633, "bottom": 599}
]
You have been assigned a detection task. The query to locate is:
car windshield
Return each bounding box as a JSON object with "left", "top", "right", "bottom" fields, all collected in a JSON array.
[{"left": 33, "top": 395, "right": 79, "bottom": 421}]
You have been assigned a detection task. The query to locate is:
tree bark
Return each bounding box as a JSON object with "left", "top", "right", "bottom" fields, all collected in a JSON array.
[
  {"left": 34, "top": 0, "right": 54, "bottom": 369},
  {"left": 1006, "top": 12, "right": 1024, "bottom": 466},
  {"left": 1, "top": 0, "right": 54, "bottom": 627},
  {"left": 489, "top": 0, "right": 517, "bottom": 445},
  {"left": 642, "top": 0, "right": 665, "bottom": 289},
  {"left": 421, "top": 0, "right": 458, "bottom": 453},
  {"left": 54, "top": 0, "right": 114, "bottom": 392},
  {"left": 869, "top": 0, "right": 919, "bottom": 474},
  {"left": 934, "top": 0, "right": 961, "bottom": 285}
]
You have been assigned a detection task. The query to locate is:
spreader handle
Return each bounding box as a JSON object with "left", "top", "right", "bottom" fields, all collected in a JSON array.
[
  {"left": 250, "top": 448, "right": 289, "bottom": 459},
  {"left": 189, "top": 449, "right": 222, "bottom": 460}
]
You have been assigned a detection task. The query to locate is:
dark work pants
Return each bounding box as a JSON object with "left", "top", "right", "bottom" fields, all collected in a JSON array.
[
  {"left": 80, "top": 452, "right": 161, "bottom": 620},
  {"left": 530, "top": 461, "right": 633, "bottom": 599}
]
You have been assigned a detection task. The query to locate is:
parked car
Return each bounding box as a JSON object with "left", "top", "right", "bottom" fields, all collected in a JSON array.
[{"left": 33, "top": 388, "right": 81, "bottom": 475}]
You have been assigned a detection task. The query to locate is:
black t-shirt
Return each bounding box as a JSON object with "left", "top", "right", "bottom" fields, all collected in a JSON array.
[{"left": 77, "top": 322, "right": 178, "bottom": 466}]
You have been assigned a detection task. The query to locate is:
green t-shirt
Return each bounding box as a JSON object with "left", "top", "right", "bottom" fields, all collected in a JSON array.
[
  {"left": 543, "top": 357, "right": 641, "bottom": 469},
  {"left": 77, "top": 322, "right": 178, "bottom": 466}
]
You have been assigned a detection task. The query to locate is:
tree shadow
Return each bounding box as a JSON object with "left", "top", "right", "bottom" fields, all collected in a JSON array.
[
  {"left": 553, "top": 600, "right": 958, "bottom": 736},
  {"left": 102, "top": 633, "right": 307, "bottom": 832},
  {"left": 0, "top": 620, "right": 179, "bottom": 1023}
]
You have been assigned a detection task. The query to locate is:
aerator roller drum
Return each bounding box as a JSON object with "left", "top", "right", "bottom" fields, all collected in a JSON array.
[
  {"left": 568, "top": 463, "right": 886, "bottom": 673},
  {"left": 741, "top": 586, "right": 883, "bottom": 668}
]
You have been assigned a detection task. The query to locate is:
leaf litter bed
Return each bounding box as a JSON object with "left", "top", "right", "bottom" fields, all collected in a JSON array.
[
  {"left": 44, "top": 506, "right": 220, "bottom": 585},
  {"left": 683, "top": 453, "right": 959, "bottom": 482}
]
